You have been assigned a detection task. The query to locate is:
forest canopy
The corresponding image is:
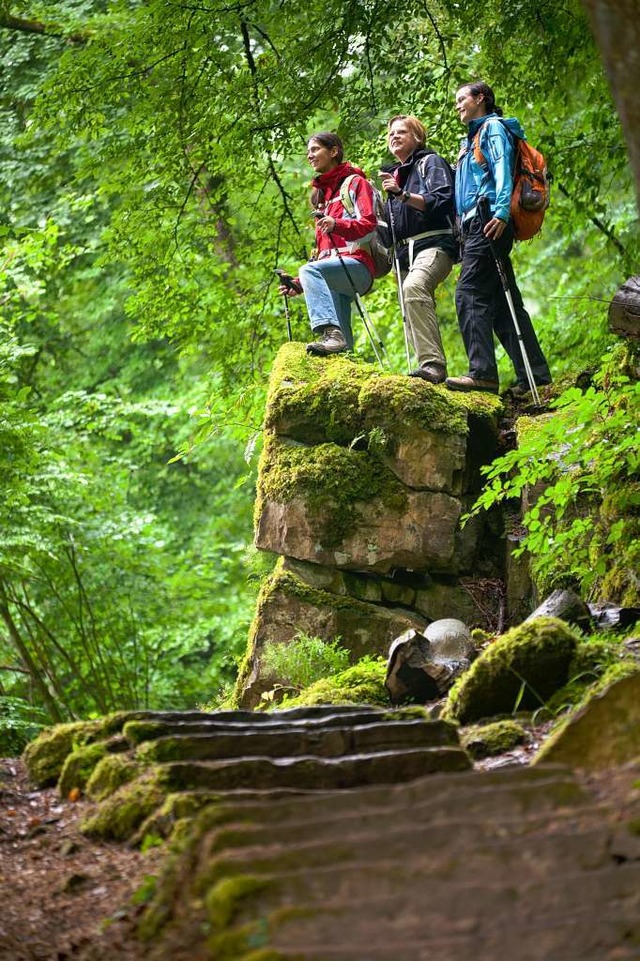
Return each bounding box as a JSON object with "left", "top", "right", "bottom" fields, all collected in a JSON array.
[{"left": 0, "top": 0, "right": 638, "bottom": 742}]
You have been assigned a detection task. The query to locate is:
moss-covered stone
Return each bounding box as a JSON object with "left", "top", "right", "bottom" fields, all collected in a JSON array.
[
  {"left": 23, "top": 718, "right": 109, "bottom": 788},
  {"left": 255, "top": 434, "right": 407, "bottom": 548},
  {"left": 205, "top": 874, "right": 274, "bottom": 930},
  {"left": 278, "top": 658, "right": 388, "bottom": 708},
  {"left": 81, "top": 771, "right": 167, "bottom": 841},
  {"left": 534, "top": 670, "right": 640, "bottom": 769},
  {"left": 85, "top": 753, "right": 142, "bottom": 801},
  {"left": 122, "top": 720, "right": 169, "bottom": 745},
  {"left": 265, "top": 343, "right": 500, "bottom": 447},
  {"left": 442, "top": 616, "right": 579, "bottom": 724},
  {"left": 460, "top": 719, "right": 527, "bottom": 759},
  {"left": 58, "top": 741, "right": 108, "bottom": 797}
]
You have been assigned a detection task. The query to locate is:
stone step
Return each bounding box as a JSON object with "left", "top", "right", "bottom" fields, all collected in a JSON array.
[
  {"left": 199, "top": 821, "right": 614, "bottom": 884},
  {"left": 260, "top": 909, "right": 640, "bottom": 961},
  {"left": 201, "top": 795, "right": 614, "bottom": 859},
  {"left": 226, "top": 862, "right": 640, "bottom": 929},
  {"left": 191, "top": 765, "right": 587, "bottom": 833},
  {"left": 122, "top": 705, "right": 408, "bottom": 744},
  {"left": 207, "top": 868, "right": 640, "bottom": 961},
  {"left": 136, "top": 718, "right": 460, "bottom": 763},
  {"left": 162, "top": 746, "right": 471, "bottom": 792}
]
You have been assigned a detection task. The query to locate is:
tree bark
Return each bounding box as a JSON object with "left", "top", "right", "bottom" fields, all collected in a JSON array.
[{"left": 581, "top": 0, "right": 640, "bottom": 210}]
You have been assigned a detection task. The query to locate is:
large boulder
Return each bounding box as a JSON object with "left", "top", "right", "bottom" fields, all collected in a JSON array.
[
  {"left": 235, "top": 559, "right": 426, "bottom": 709},
  {"left": 442, "top": 616, "right": 579, "bottom": 724}
]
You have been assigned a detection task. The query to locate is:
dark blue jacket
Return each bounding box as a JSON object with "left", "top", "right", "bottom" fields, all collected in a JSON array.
[{"left": 386, "top": 148, "right": 457, "bottom": 268}]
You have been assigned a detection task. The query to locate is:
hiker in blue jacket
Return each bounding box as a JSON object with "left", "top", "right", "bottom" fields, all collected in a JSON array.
[{"left": 446, "top": 81, "right": 551, "bottom": 395}]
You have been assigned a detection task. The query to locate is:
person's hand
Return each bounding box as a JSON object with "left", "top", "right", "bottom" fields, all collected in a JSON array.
[
  {"left": 378, "top": 171, "right": 401, "bottom": 196},
  {"left": 278, "top": 280, "right": 302, "bottom": 297},
  {"left": 483, "top": 217, "right": 507, "bottom": 240},
  {"left": 316, "top": 216, "right": 336, "bottom": 234}
]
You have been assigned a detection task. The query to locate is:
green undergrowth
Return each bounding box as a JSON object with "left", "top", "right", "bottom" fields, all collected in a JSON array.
[
  {"left": 275, "top": 656, "right": 388, "bottom": 708},
  {"left": 468, "top": 344, "right": 640, "bottom": 605},
  {"left": 261, "top": 633, "right": 351, "bottom": 697}
]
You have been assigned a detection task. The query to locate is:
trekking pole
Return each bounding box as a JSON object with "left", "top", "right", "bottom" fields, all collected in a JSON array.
[
  {"left": 274, "top": 269, "right": 296, "bottom": 341},
  {"left": 385, "top": 197, "right": 413, "bottom": 373},
  {"left": 476, "top": 197, "right": 541, "bottom": 407},
  {"left": 319, "top": 225, "right": 388, "bottom": 369}
]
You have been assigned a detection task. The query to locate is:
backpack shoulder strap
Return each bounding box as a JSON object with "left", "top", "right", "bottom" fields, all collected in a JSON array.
[
  {"left": 473, "top": 119, "right": 518, "bottom": 168},
  {"left": 338, "top": 173, "right": 359, "bottom": 216}
]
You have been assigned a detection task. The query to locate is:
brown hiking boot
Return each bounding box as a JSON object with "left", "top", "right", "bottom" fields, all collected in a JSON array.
[
  {"left": 445, "top": 374, "right": 499, "bottom": 395},
  {"left": 409, "top": 363, "right": 447, "bottom": 385},
  {"left": 307, "top": 326, "right": 348, "bottom": 356}
]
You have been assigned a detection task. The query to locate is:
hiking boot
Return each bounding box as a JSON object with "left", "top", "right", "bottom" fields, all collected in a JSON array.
[
  {"left": 409, "top": 363, "right": 447, "bottom": 385},
  {"left": 445, "top": 374, "right": 499, "bottom": 395},
  {"left": 307, "top": 326, "right": 348, "bottom": 356}
]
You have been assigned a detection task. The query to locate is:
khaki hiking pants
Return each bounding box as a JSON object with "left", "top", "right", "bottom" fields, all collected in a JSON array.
[{"left": 401, "top": 246, "right": 454, "bottom": 368}]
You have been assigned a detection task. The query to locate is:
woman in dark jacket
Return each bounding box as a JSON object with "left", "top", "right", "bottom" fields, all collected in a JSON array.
[
  {"left": 380, "top": 115, "right": 457, "bottom": 383},
  {"left": 279, "top": 131, "right": 377, "bottom": 355}
]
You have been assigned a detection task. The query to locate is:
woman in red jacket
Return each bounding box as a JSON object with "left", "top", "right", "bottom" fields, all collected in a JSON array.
[{"left": 279, "top": 132, "right": 377, "bottom": 355}]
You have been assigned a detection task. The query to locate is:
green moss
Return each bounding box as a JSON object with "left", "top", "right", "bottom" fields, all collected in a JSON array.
[
  {"left": 256, "top": 435, "right": 406, "bottom": 548},
  {"left": 461, "top": 719, "right": 527, "bottom": 759},
  {"left": 81, "top": 771, "right": 167, "bottom": 841},
  {"left": 265, "top": 343, "right": 499, "bottom": 447},
  {"left": 545, "top": 635, "right": 638, "bottom": 717},
  {"left": 122, "top": 720, "right": 168, "bottom": 745},
  {"left": 205, "top": 875, "right": 273, "bottom": 930},
  {"left": 85, "top": 753, "right": 142, "bottom": 801},
  {"left": 58, "top": 741, "right": 108, "bottom": 797},
  {"left": 442, "top": 616, "right": 579, "bottom": 724},
  {"left": 279, "top": 657, "right": 388, "bottom": 708},
  {"left": 22, "top": 718, "right": 108, "bottom": 787}
]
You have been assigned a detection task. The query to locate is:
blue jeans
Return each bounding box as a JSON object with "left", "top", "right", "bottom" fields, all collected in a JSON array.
[{"left": 298, "top": 257, "right": 373, "bottom": 350}]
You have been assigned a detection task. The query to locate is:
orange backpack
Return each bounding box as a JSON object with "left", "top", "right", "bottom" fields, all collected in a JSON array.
[{"left": 473, "top": 122, "right": 550, "bottom": 241}]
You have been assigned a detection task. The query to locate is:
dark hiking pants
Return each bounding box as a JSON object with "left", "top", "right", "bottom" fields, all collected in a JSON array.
[{"left": 455, "top": 217, "right": 551, "bottom": 387}]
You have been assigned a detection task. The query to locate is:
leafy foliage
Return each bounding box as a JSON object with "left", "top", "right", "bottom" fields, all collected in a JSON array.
[
  {"left": 0, "top": 0, "right": 637, "bottom": 726},
  {"left": 469, "top": 346, "right": 639, "bottom": 603}
]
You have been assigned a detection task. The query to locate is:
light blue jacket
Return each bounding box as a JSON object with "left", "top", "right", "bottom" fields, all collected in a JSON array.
[{"left": 455, "top": 114, "right": 525, "bottom": 223}]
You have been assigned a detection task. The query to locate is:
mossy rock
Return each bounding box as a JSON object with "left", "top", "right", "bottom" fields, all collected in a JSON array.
[
  {"left": 85, "top": 753, "right": 142, "bottom": 801},
  {"left": 279, "top": 658, "right": 388, "bottom": 708},
  {"left": 460, "top": 719, "right": 527, "bottom": 759},
  {"left": 534, "top": 669, "right": 640, "bottom": 769},
  {"left": 81, "top": 770, "right": 168, "bottom": 842},
  {"left": 23, "top": 718, "right": 109, "bottom": 788},
  {"left": 255, "top": 434, "right": 407, "bottom": 548},
  {"left": 264, "top": 343, "right": 498, "bottom": 448},
  {"left": 442, "top": 616, "right": 579, "bottom": 724},
  {"left": 58, "top": 741, "right": 108, "bottom": 797}
]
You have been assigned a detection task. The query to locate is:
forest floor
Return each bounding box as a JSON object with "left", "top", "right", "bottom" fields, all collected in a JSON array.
[{"left": 0, "top": 757, "right": 162, "bottom": 961}]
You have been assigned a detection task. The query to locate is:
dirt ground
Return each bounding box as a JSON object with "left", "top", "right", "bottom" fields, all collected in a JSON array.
[{"left": 0, "top": 758, "right": 162, "bottom": 961}]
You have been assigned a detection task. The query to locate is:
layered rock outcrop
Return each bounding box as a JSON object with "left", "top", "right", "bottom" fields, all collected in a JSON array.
[{"left": 237, "top": 345, "right": 504, "bottom": 708}]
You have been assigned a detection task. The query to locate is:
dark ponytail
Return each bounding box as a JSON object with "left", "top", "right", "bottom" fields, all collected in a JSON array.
[
  {"left": 465, "top": 81, "right": 503, "bottom": 117},
  {"left": 308, "top": 131, "right": 344, "bottom": 207}
]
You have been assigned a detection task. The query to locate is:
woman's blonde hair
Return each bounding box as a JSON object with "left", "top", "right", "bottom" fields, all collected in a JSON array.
[{"left": 387, "top": 115, "right": 426, "bottom": 147}]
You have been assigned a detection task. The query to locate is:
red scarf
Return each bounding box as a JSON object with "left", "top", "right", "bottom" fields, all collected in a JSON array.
[{"left": 311, "top": 162, "right": 368, "bottom": 203}]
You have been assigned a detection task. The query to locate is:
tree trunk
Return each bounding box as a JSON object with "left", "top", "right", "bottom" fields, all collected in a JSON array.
[{"left": 581, "top": 0, "right": 640, "bottom": 209}]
